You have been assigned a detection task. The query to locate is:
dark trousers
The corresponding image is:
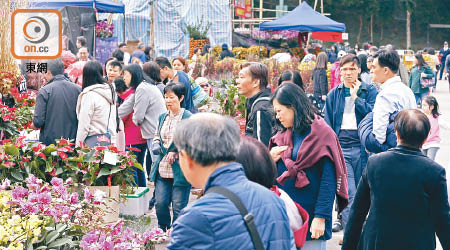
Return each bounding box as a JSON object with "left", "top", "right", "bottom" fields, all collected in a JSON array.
[
  {"left": 439, "top": 62, "right": 446, "bottom": 80},
  {"left": 154, "top": 174, "right": 190, "bottom": 230},
  {"left": 127, "top": 143, "right": 147, "bottom": 187}
]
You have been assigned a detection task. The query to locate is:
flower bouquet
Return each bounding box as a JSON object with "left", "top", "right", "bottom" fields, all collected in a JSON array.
[{"left": 96, "top": 20, "right": 114, "bottom": 38}]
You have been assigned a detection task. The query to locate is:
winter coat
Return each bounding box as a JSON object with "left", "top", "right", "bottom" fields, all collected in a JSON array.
[
  {"left": 75, "top": 83, "right": 117, "bottom": 146},
  {"left": 342, "top": 146, "right": 450, "bottom": 250},
  {"left": 358, "top": 112, "right": 397, "bottom": 153},
  {"left": 313, "top": 68, "right": 328, "bottom": 97},
  {"left": 245, "top": 88, "right": 276, "bottom": 146},
  {"left": 119, "top": 89, "right": 146, "bottom": 146},
  {"left": 167, "top": 163, "right": 296, "bottom": 250},
  {"left": 408, "top": 65, "right": 434, "bottom": 94}
]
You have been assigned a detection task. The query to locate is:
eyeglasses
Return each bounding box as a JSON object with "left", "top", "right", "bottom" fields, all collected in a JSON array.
[
  {"left": 200, "top": 84, "right": 209, "bottom": 88},
  {"left": 341, "top": 68, "right": 358, "bottom": 72}
]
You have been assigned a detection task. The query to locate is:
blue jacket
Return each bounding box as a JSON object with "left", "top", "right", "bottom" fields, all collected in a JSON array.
[
  {"left": 168, "top": 163, "right": 296, "bottom": 250},
  {"left": 358, "top": 112, "right": 397, "bottom": 153},
  {"left": 174, "top": 71, "right": 196, "bottom": 113},
  {"left": 324, "top": 82, "right": 378, "bottom": 137}
]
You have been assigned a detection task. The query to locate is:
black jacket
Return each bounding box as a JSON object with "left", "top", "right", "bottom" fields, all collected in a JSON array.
[
  {"left": 342, "top": 146, "right": 450, "bottom": 250},
  {"left": 33, "top": 75, "right": 81, "bottom": 145},
  {"left": 245, "top": 88, "right": 276, "bottom": 146},
  {"left": 313, "top": 68, "right": 328, "bottom": 97}
]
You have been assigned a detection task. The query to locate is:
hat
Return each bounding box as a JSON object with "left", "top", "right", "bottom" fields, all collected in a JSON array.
[
  {"left": 337, "top": 50, "right": 346, "bottom": 58},
  {"left": 195, "top": 77, "right": 209, "bottom": 86},
  {"left": 445, "top": 41, "right": 448, "bottom": 45},
  {"left": 222, "top": 43, "right": 228, "bottom": 49}
]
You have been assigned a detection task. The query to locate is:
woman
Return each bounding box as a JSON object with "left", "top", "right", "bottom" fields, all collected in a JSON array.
[
  {"left": 143, "top": 62, "right": 165, "bottom": 95},
  {"left": 278, "top": 70, "right": 304, "bottom": 90},
  {"left": 408, "top": 53, "right": 434, "bottom": 107},
  {"left": 219, "top": 43, "right": 234, "bottom": 60},
  {"left": 237, "top": 136, "right": 309, "bottom": 249},
  {"left": 269, "top": 83, "right": 348, "bottom": 250},
  {"left": 312, "top": 52, "right": 329, "bottom": 110},
  {"left": 202, "top": 44, "right": 211, "bottom": 56},
  {"left": 357, "top": 54, "right": 371, "bottom": 84},
  {"left": 76, "top": 61, "right": 117, "bottom": 146},
  {"left": 342, "top": 109, "right": 450, "bottom": 250},
  {"left": 172, "top": 57, "right": 189, "bottom": 73},
  {"left": 150, "top": 83, "right": 192, "bottom": 231},
  {"left": 328, "top": 45, "right": 337, "bottom": 64},
  {"left": 191, "top": 48, "right": 201, "bottom": 61},
  {"left": 114, "top": 76, "right": 147, "bottom": 187}
]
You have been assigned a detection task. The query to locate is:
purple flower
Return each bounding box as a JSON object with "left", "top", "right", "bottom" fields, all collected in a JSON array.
[
  {"left": 0, "top": 179, "right": 11, "bottom": 190},
  {"left": 51, "top": 177, "right": 64, "bottom": 187},
  {"left": 11, "top": 186, "right": 28, "bottom": 200},
  {"left": 70, "top": 192, "right": 79, "bottom": 204},
  {"left": 38, "top": 192, "right": 52, "bottom": 204}
]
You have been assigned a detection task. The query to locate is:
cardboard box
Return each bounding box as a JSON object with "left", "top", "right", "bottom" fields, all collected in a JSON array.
[{"left": 120, "top": 187, "right": 150, "bottom": 217}]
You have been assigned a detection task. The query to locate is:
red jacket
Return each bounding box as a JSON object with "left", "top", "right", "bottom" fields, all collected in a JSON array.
[{"left": 120, "top": 89, "right": 146, "bottom": 145}]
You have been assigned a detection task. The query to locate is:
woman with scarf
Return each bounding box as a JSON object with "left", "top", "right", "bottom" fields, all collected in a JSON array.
[{"left": 269, "top": 83, "right": 348, "bottom": 250}]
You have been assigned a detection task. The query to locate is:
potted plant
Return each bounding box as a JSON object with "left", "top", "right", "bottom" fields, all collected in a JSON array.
[{"left": 183, "top": 18, "right": 211, "bottom": 58}]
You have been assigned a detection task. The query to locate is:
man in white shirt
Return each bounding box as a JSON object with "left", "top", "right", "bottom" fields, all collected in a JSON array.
[
  {"left": 371, "top": 49, "right": 416, "bottom": 145},
  {"left": 119, "top": 43, "right": 131, "bottom": 65}
]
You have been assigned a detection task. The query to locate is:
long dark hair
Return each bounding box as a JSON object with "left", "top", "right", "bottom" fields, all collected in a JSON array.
[
  {"left": 423, "top": 96, "right": 440, "bottom": 118},
  {"left": 414, "top": 53, "right": 428, "bottom": 68},
  {"left": 143, "top": 62, "right": 162, "bottom": 82},
  {"left": 271, "top": 83, "right": 318, "bottom": 134},
  {"left": 82, "top": 61, "right": 105, "bottom": 89},
  {"left": 357, "top": 54, "right": 369, "bottom": 74},
  {"left": 278, "top": 70, "right": 304, "bottom": 90},
  {"left": 123, "top": 64, "right": 144, "bottom": 89}
]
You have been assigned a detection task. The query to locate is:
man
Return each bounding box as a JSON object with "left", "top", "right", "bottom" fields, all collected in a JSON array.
[
  {"left": 76, "top": 36, "right": 87, "bottom": 49},
  {"left": 324, "top": 54, "right": 378, "bottom": 233},
  {"left": 156, "top": 57, "right": 195, "bottom": 112},
  {"left": 439, "top": 41, "right": 450, "bottom": 80},
  {"left": 360, "top": 49, "right": 416, "bottom": 153},
  {"left": 119, "top": 43, "right": 131, "bottom": 65},
  {"left": 131, "top": 43, "right": 146, "bottom": 63},
  {"left": 32, "top": 59, "right": 81, "bottom": 145},
  {"left": 105, "top": 60, "right": 122, "bottom": 83},
  {"left": 236, "top": 62, "right": 275, "bottom": 146},
  {"left": 77, "top": 47, "right": 89, "bottom": 62},
  {"left": 368, "top": 46, "right": 378, "bottom": 56},
  {"left": 168, "top": 113, "right": 295, "bottom": 249},
  {"left": 342, "top": 109, "right": 450, "bottom": 250}
]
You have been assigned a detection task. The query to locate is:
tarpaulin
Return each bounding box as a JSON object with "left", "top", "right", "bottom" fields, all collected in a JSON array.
[
  {"left": 29, "top": 0, "right": 125, "bottom": 13},
  {"left": 311, "top": 31, "right": 343, "bottom": 42}
]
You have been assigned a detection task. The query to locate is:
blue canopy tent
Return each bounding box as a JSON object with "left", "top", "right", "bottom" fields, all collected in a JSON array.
[
  {"left": 29, "top": 0, "right": 124, "bottom": 13},
  {"left": 260, "top": 2, "right": 345, "bottom": 43}
]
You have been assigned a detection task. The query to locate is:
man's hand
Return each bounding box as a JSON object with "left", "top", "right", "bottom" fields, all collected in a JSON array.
[
  {"left": 310, "top": 217, "right": 326, "bottom": 239},
  {"left": 270, "top": 146, "right": 288, "bottom": 162},
  {"left": 350, "top": 80, "right": 361, "bottom": 100},
  {"left": 30, "top": 123, "right": 38, "bottom": 130}
]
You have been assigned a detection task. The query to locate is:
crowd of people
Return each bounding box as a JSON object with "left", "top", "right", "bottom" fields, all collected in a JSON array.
[{"left": 26, "top": 37, "right": 450, "bottom": 250}]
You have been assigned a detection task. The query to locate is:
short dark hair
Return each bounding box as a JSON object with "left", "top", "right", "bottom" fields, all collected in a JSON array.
[
  {"left": 164, "top": 83, "right": 186, "bottom": 107},
  {"left": 123, "top": 64, "right": 144, "bottom": 89},
  {"left": 77, "top": 36, "right": 87, "bottom": 46},
  {"left": 193, "top": 48, "right": 201, "bottom": 54},
  {"left": 340, "top": 54, "right": 361, "bottom": 68},
  {"left": 137, "top": 43, "right": 145, "bottom": 49},
  {"left": 278, "top": 70, "right": 303, "bottom": 90},
  {"left": 236, "top": 136, "right": 276, "bottom": 189},
  {"left": 241, "top": 62, "right": 269, "bottom": 89},
  {"left": 394, "top": 109, "right": 430, "bottom": 148},
  {"left": 422, "top": 48, "right": 428, "bottom": 53},
  {"left": 112, "top": 49, "right": 124, "bottom": 62},
  {"left": 82, "top": 61, "right": 105, "bottom": 89},
  {"left": 46, "top": 59, "right": 65, "bottom": 76},
  {"left": 114, "top": 76, "right": 127, "bottom": 94},
  {"left": 428, "top": 48, "right": 435, "bottom": 55},
  {"left": 271, "top": 83, "right": 318, "bottom": 134},
  {"left": 362, "top": 42, "right": 370, "bottom": 50},
  {"left": 79, "top": 46, "right": 89, "bottom": 53},
  {"left": 142, "top": 62, "right": 162, "bottom": 82},
  {"left": 108, "top": 61, "right": 122, "bottom": 70},
  {"left": 156, "top": 57, "right": 172, "bottom": 69},
  {"left": 373, "top": 49, "right": 400, "bottom": 74},
  {"left": 347, "top": 49, "right": 357, "bottom": 55},
  {"left": 144, "top": 46, "right": 152, "bottom": 55},
  {"left": 118, "top": 43, "right": 127, "bottom": 48},
  {"left": 369, "top": 46, "right": 378, "bottom": 53}
]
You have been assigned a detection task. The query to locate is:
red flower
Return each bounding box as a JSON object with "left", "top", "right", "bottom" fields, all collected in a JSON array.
[
  {"left": 57, "top": 151, "right": 68, "bottom": 160},
  {"left": 49, "top": 168, "right": 57, "bottom": 176},
  {"left": 4, "top": 161, "right": 15, "bottom": 168},
  {"left": 95, "top": 146, "right": 107, "bottom": 151},
  {"left": 125, "top": 146, "right": 141, "bottom": 152}
]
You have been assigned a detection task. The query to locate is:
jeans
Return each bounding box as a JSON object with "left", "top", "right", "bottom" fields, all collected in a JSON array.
[
  {"left": 300, "top": 240, "right": 326, "bottom": 250},
  {"left": 414, "top": 92, "right": 428, "bottom": 108},
  {"left": 154, "top": 174, "right": 191, "bottom": 230},
  {"left": 423, "top": 147, "right": 439, "bottom": 161},
  {"left": 126, "top": 143, "right": 147, "bottom": 187},
  {"left": 439, "top": 63, "right": 445, "bottom": 80},
  {"left": 340, "top": 145, "right": 368, "bottom": 230}
]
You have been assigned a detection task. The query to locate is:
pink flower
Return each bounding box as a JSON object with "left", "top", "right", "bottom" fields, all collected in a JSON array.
[
  {"left": 0, "top": 179, "right": 11, "bottom": 190},
  {"left": 38, "top": 192, "right": 52, "bottom": 204},
  {"left": 84, "top": 187, "right": 93, "bottom": 201},
  {"left": 50, "top": 177, "right": 64, "bottom": 187},
  {"left": 65, "top": 177, "right": 73, "bottom": 185},
  {"left": 12, "top": 186, "right": 28, "bottom": 200},
  {"left": 70, "top": 192, "right": 79, "bottom": 204}
]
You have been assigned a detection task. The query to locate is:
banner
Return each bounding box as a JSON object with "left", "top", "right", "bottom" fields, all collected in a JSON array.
[{"left": 235, "top": 0, "right": 251, "bottom": 19}]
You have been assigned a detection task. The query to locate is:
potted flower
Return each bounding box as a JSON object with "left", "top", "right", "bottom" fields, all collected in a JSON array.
[
  {"left": 95, "top": 19, "right": 117, "bottom": 66},
  {"left": 183, "top": 18, "right": 211, "bottom": 58}
]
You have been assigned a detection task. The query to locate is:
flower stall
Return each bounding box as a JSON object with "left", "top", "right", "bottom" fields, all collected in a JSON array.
[{"left": 95, "top": 19, "right": 118, "bottom": 66}]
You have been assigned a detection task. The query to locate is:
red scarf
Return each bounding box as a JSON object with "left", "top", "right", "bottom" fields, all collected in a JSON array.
[{"left": 269, "top": 115, "right": 349, "bottom": 213}]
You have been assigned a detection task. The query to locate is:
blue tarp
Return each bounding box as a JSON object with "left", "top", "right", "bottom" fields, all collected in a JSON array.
[
  {"left": 29, "top": 0, "right": 125, "bottom": 13},
  {"left": 259, "top": 2, "right": 345, "bottom": 32}
]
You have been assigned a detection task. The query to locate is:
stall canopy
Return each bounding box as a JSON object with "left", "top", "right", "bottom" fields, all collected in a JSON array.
[
  {"left": 29, "top": 0, "right": 125, "bottom": 13},
  {"left": 259, "top": 2, "right": 345, "bottom": 42}
]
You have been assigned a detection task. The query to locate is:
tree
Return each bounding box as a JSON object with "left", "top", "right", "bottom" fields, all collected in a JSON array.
[{"left": 400, "top": 0, "right": 416, "bottom": 49}]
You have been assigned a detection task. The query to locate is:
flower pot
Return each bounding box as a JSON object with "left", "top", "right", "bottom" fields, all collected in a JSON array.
[
  {"left": 95, "top": 37, "right": 118, "bottom": 67},
  {"left": 88, "top": 185, "right": 120, "bottom": 224},
  {"left": 189, "top": 38, "right": 209, "bottom": 59}
]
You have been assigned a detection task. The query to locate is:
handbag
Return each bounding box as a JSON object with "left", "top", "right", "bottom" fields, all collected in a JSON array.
[
  {"left": 84, "top": 83, "right": 117, "bottom": 147},
  {"left": 420, "top": 77, "right": 435, "bottom": 88},
  {"left": 205, "top": 186, "right": 265, "bottom": 250}
]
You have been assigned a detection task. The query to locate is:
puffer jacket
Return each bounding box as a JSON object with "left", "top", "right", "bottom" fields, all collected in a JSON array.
[
  {"left": 167, "top": 163, "right": 296, "bottom": 250},
  {"left": 245, "top": 88, "right": 277, "bottom": 146},
  {"left": 358, "top": 111, "right": 397, "bottom": 153},
  {"left": 76, "top": 83, "right": 117, "bottom": 146}
]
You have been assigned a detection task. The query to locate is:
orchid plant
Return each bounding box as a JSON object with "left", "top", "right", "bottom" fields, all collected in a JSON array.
[{"left": 96, "top": 20, "right": 114, "bottom": 38}]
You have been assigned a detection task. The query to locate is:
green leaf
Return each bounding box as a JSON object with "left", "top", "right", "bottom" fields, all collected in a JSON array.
[
  {"left": 45, "top": 230, "right": 59, "bottom": 244},
  {"left": 55, "top": 168, "right": 63, "bottom": 175},
  {"left": 42, "top": 146, "right": 56, "bottom": 155},
  {"left": 4, "top": 144, "right": 20, "bottom": 156},
  {"left": 133, "top": 162, "right": 144, "bottom": 171},
  {"left": 110, "top": 166, "right": 122, "bottom": 174},
  {"left": 97, "top": 168, "right": 111, "bottom": 178},
  {"left": 83, "top": 150, "right": 96, "bottom": 163},
  {"left": 35, "top": 247, "right": 47, "bottom": 250},
  {"left": 11, "top": 169, "right": 24, "bottom": 181},
  {"left": 48, "top": 238, "right": 72, "bottom": 248},
  {"left": 55, "top": 224, "right": 67, "bottom": 233},
  {"left": 27, "top": 241, "right": 33, "bottom": 250}
]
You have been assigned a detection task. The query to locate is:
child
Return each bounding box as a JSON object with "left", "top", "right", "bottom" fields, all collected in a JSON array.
[{"left": 422, "top": 96, "right": 450, "bottom": 160}]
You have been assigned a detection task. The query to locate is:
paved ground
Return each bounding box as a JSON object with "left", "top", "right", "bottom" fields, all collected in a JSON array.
[{"left": 152, "top": 79, "right": 450, "bottom": 250}]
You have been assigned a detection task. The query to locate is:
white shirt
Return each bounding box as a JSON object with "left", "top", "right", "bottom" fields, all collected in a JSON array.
[
  {"left": 341, "top": 96, "right": 358, "bottom": 130},
  {"left": 372, "top": 76, "right": 416, "bottom": 144}
]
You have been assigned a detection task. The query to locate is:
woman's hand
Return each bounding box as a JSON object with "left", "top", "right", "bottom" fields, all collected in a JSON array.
[
  {"left": 310, "top": 217, "right": 326, "bottom": 239},
  {"left": 421, "top": 72, "right": 427, "bottom": 78},
  {"left": 270, "top": 146, "right": 288, "bottom": 162},
  {"left": 321, "top": 95, "right": 327, "bottom": 101},
  {"left": 167, "top": 152, "right": 176, "bottom": 164}
]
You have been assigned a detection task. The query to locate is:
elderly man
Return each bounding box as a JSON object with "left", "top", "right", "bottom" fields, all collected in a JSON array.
[
  {"left": 168, "top": 113, "right": 295, "bottom": 250},
  {"left": 342, "top": 109, "right": 450, "bottom": 250}
]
